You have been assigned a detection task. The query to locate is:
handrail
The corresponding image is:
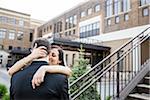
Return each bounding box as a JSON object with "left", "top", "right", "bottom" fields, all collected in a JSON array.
[
  {"left": 70, "top": 27, "right": 150, "bottom": 100},
  {"left": 70, "top": 27, "right": 150, "bottom": 87}
]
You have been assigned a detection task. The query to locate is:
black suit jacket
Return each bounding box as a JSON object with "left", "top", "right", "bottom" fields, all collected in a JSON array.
[{"left": 10, "top": 61, "right": 69, "bottom": 100}]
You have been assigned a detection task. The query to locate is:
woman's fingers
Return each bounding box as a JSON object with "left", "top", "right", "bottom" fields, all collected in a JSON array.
[
  {"left": 32, "top": 79, "right": 36, "bottom": 89},
  {"left": 31, "top": 67, "right": 46, "bottom": 89},
  {"left": 33, "top": 43, "right": 37, "bottom": 49},
  {"left": 32, "top": 74, "right": 44, "bottom": 89},
  {"left": 39, "top": 50, "right": 47, "bottom": 57},
  {"left": 31, "top": 48, "right": 47, "bottom": 59},
  {"left": 32, "top": 77, "right": 41, "bottom": 89}
]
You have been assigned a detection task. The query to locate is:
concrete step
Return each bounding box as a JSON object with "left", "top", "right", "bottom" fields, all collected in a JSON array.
[
  {"left": 137, "top": 84, "right": 150, "bottom": 89},
  {"left": 136, "top": 84, "right": 150, "bottom": 94},
  {"left": 144, "top": 77, "right": 150, "bottom": 84},
  {"left": 145, "top": 77, "right": 150, "bottom": 80},
  {"left": 128, "top": 93, "right": 150, "bottom": 100}
]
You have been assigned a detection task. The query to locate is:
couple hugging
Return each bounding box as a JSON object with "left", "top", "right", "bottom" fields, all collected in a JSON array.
[{"left": 8, "top": 38, "right": 71, "bottom": 100}]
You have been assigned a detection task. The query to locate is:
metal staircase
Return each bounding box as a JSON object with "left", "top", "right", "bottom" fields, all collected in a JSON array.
[
  {"left": 69, "top": 27, "right": 150, "bottom": 100},
  {"left": 126, "top": 71, "right": 150, "bottom": 100}
]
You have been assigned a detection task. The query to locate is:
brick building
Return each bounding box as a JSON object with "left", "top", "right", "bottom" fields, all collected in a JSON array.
[
  {"left": 0, "top": 7, "right": 44, "bottom": 67},
  {"left": 36, "top": 0, "right": 150, "bottom": 66}
]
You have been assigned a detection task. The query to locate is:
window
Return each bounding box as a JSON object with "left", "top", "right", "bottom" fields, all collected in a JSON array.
[
  {"left": 123, "top": 0, "right": 131, "bottom": 12},
  {"left": 106, "top": 0, "right": 113, "bottom": 17},
  {"left": 72, "top": 54, "right": 75, "bottom": 65},
  {"left": 87, "top": 8, "right": 92, "bottom": 15},
  {"left": 80, "top": 27, "right": 83, "bottom": 34},
  {"left": 69, "top": 17, "right": 73, "bottom": 28},
  {"left": 18, "top": 20, "right": 24, "bottom": 26},
  {"left": 56, "top": 22, "right": 59, "bottom": 33},
  {"left": 143, "top": 7, "right": 149, "bottom": 16},
  {"left": 54, "top": 24, "right": 56, "bottom": 33},
  {"left": 73, "top": 15, "right": 77, "bottom": 27},
  {"left": 97, "top": 22, "right": 100, "bottom": 29},
  {"left": 0, "top": 45, "right": 4, "bottom": 49},
  {"left": 95, "top": 4, "right": 100, "bottom": 12},
  {"left": 8, "top": 18, "right": 16, "bottom": 25},
  {"left": 17, "top": 31, "right": 23, "bottom": 40},
  {"left": 9, "top": 46, "right": 13, "bottom": 50},
  {"left": 114, "top": 0, "right": 121, "bottom": 15},
  {"left": 73, "top": 29, "right": 75, "bottom": 34},
  {"left": 65, "top": 18, "right": 69, "bottom": 30},
  {"left": 0, "top": 59, "right": 2, "bottom": 64},
  {"left": 79, "top": 22, "right": 100, "bottom": 38},
  {"left": 38, "top": 30, "right": 42, "bottom": 37},
  {"left": 107, "top": 19, "right": 111, "bottom": 26},
  {"left": 49, "top": 25, "right": 52, "bottom": 30},
  {"left": 65, "top": 32, "right": 68, "bottom": 36},
  {"left": 0, "top": 16, "right": 7, "bottom": 23},
  {"left": 44, "top": 28, "right": 46, "bottom": 32},
  {"left": 69, "top": 31, "right": 71, "bottom": 35},
  {"left": 17, "top": 47, "right": 21, "bottom": 50},
  {"left": 89, "top": 24, "right": 92, "bottom": 31},
  {"left": 140, "top": 0, "right": 150, "bottom": 6},
  {"left": 30, "top": 33, "right": 33, "bottom": 42},
  {"left": 115, "top": 16, "right": 120, "bottom": 23},
  {"left": 47, "top": 26, "right": 49, "bottom": 31},
  {"left": 117, "top": 50, "right": 124, "bottom": 71},
  {"left": 82, "top": 26, "right": 86, "bottom": 33},
  {"left": 60, "top": 21, "right": 62, "bottom": 32},
  {"left": 65, "top": 54, "right": 68, "bottom": 65},
  {"left": 81, "top": 11, "right": 86, "bottom": 18},
  {"left": 9, "top": 30, "right": 15, "bottom": 40},
  {"left": 124, "top": 13, "right": 129, "bottom": 21},
  {"left": 93, "top": 23, "right": 97, "bottom": 29},
  {"left": 87, "top": 25, "right": 90, "bottom": 31},
  {"left": 0, "top": 28, "right": 6, "bottom": 39},
  {"left": 9, "top": 33, "right": 15, "bottom": 40}
]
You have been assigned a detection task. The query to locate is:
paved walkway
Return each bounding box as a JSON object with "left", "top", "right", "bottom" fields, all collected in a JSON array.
[{"left": 0, "top": 67, "right": 10, "bottom": 91}]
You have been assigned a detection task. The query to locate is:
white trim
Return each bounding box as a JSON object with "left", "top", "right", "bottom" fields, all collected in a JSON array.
[
  {"left": 42, "top": 33, "right": 52, "bottom": 38},
  {"left": 0, "top": 9, "right": 30, "bottom": 19},
  {"left": 79, "top": 16, "right": 100, "bottom": 27},
  {"left": 90, "top": 25, "right": 150, "bottom": 41},
  {"left": 73, "top": 24, "right": 150, "bottom": 44}
]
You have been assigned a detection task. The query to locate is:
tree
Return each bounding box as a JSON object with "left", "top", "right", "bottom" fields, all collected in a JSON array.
[
  {"left": 69, "top": 44, "right": 100, "bottom": 100},
  {"left": 0, "top": 84, "right": 10, "bottom": 100}
]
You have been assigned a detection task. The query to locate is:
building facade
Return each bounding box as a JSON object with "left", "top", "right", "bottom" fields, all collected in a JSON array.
[
  {"left": 36, "top": 0, "right": 150, "bottom": 66},
  {"left": 0, "top": 7, "right": 44, "bottom": 67}
]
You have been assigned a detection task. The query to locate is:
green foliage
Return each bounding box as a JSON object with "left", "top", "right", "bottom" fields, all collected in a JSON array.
[
  {"left": 0, "top": 84, "right": 7, "bottom": 98},
  {"left": 106, "top": 96, "right": 111, "bottom": 100},
  {"left": 0, "top": 84, "right": 10, "bottom": 99},
  {"left": 2, "top": 94, "right": 10, "bottom": 100},
  {"left": 69, "top": 44, "right": 100, "bottom": 100},
  {"left": 69, "top": 57, "right": 89, "bottom": 82}
]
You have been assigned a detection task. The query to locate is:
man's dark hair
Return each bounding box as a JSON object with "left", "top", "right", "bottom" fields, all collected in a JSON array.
[{"left": 32, "top": 38, "right": 50, "bottom": 53}]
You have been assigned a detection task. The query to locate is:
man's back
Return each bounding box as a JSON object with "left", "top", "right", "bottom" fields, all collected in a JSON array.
[{"left": 10, "top": 61, "right": 69, "bottom": 100}]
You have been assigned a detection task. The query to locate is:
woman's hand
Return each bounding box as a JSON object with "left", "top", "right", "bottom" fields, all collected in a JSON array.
[
  {"left": 31, "top": 66, "right": 47, "bottom": 89},
  {"left": 29, "top": 44, "right": 47, "bottom": 60}
]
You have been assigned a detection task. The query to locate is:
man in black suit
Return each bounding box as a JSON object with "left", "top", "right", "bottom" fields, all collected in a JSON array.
[{"left": 10, "top": 38, "right": 69, "bottom": 100}]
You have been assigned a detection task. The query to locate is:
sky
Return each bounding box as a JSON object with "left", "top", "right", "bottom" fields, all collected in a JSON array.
[{"left": 0, "top": 0, "right": 88, "bottom": 21}]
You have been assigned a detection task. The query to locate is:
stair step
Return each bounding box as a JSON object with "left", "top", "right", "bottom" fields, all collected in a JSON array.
[
  {"left": 129, "top": 93, "right": 150, "bottom": 100},
  {"left": 145, "top": 77, "right": 150, "bottom": 80},
  {"left": 137, "top": 84, "right": 150, "bottom": 89}
]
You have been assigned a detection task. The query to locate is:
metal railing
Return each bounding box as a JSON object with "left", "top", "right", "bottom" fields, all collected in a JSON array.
[{"left": 69, "top": 27, "right": 150, "bottom": 100}]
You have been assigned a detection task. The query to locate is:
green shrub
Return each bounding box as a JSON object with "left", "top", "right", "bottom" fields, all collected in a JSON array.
[
  {"left": 2, "top": 94, "right": 10, "bottom": 100},
  {"left": 69, "top": 45, "right": 100, "bottom": 100},
  {"left": 0, "top": 84, "right": 7, "bottom": 98},
  {"left": 106, "top": 96, "right": 111, "bottom": 100}
]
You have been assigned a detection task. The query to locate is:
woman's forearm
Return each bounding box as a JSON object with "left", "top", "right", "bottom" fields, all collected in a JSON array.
[
  {"left": 43, "top": 65, "right": 72, "bottom": 76},
  {"left": 8, "top": 54, "right": 34, "bottom": 76},
  {"left": 8, "top": 46, "right": 47, "bottom": 76}
]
